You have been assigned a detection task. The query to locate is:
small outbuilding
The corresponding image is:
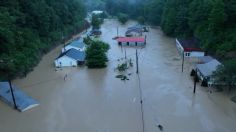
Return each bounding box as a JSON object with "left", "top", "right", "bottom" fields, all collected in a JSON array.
[
  {"left": 176, "top": 38, "right": 205, "bottom": 57},
  {"left": 62, "top": 39, "right": 85, "bottom": 52},
  {"left": 55, "top": 48, "right": 85, "bottom": 67},
  {"left": 125, "top": 28, "right": 142, "bottom": 37},
  {"left": 196, "top": 59, "right": 222, "bottom": 86},
  {"left": 88, "top": 29, "right": 102, "bottom": 36},
  {"left": 117, "top": 37, "right": 146, "bottom": 47},
  {"left": 0, "top": 82, "right": 39, "bottom": 112}
]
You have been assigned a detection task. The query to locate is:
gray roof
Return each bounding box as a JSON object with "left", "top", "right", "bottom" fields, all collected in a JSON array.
[
  {"left": 57, "top": 48, "right": 85, "bottom": 61},
  {"left": 197, "top": 59, "right": 222, "bottom": 77},
  {"left": 198, "top": 56, "right": 214, "bottom": 64},
  {"left": 68, "top": 39, "right": 85, "bottom": 49},
  {"left": 0, "top": 82, "right": 39, "bottom": 112}
]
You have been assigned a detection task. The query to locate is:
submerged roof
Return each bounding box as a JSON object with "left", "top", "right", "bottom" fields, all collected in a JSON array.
[
  {"left": 57, "top": 48, "right": 85, "bottom": 61},
  {"left": 177, "top": 38, "right": 202, "bottom": 52},
  {"left": 198, "top": 56, "right": 214, "bottom": 64},
  {"left": 0, "top": 82, "right": 39, "bottom": 112},
  {"left": 68, "top": 39, "right": 85, "bottom": 49},
  {"left": 117, "top": 37, "right": 145, "bottom": 42},
  {"left": 125, "top": 28, "right": 142, "bottom": 35},
  {"left": 197, "top": 59, "right": 222, "bottom": 77},
  {"left": 128, "top": 24, "right": 144, "bottom": 30}
]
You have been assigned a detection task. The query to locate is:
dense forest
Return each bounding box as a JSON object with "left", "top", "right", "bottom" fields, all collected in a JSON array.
[
  {"left": 1, "top": 0, "right": 235, "bottom": 80},
  {"left": 0, "top": 0, "right": 86, "bottom": 80},
  {"left": 85, "top": 0, "right": 235, "bottom": 58}
]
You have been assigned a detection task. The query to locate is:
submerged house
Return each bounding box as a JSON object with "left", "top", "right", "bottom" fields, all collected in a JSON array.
[
  {"left": 196, "top": 59, "right": 222, "bottom": 86},
  {"left": 55, "top": 48, "right": 85, "bottom": 67},
  {"left": 125, "top": 28, "right": 142, "bottom": 37},
  {"left": 62, "top": 39, "right": 85, "bottom": 53},
  {"left": 89, "top": 29, "right": 102, "bottom": 36},
  {"left": 176, "top": 38, "right": 205, "bottom": 57},
  {"left": 117, "top": 37, "right": 146, "bottom": 47}
]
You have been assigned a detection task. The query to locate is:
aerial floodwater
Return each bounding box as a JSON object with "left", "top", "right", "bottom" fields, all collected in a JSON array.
[{"left": 0, "top": 19, "right": 235, "bottom": 132}]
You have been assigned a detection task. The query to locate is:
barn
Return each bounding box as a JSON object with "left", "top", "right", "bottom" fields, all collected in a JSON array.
[
  {"left": 62, "top": 39, "right": 85, "bottom": 52},
  {"left": 176, "top": 38, "right": 205, "bottom": 57},
  {"left": 117, "top": 37, "right": 146, "bottom": 47},
  {"left": 55, "top": 49, "right": 85, "bottom": 67}
]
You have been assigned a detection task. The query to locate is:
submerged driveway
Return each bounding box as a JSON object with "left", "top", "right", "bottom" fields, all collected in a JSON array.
[{"left": 0, "top": 19, "right": 235, "bottom": 132}]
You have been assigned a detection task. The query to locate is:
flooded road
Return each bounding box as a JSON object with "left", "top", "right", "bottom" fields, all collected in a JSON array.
[{"left": 0, "top": 19, "right": 236, "bottom": 132}]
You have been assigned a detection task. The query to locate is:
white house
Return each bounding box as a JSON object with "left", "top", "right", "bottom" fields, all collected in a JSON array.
[
  {"left": 62, "top": 39, "right": 85, "bottom": 52},
  {"left": 55, "top": 48, "right": 85, "bottom": 67},
  {"left": 176, "top": 38, "right": 205, "bottom": 57}
]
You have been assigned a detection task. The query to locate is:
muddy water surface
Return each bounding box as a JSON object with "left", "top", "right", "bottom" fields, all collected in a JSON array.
[{"left": 0, "top": 19, "right": 236, "bottom": 132}]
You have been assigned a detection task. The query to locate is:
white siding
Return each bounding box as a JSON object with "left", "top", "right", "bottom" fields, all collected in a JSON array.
[
  {"left": 120, "top": 42, "right": 145, "bottom": 46},
  {"left": 190, "top": 51, "right": 205, "bottom": 57},
  {"left": 54, "top": 56, "right": 77, "bottom": 67}
]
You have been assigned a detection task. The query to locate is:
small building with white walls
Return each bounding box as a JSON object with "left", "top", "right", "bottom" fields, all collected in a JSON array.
[
  {"left": 62, "top": 39, "right": 85, "bottom": 53},
  {"left": 176, "top": 38, "right": 205, "bottom": 57},
  {"left": 55, "top": 49, "right": 85, "bottom": 67},
  {"left": 117, "top": 37, "right": 146, "bottom": 47}
]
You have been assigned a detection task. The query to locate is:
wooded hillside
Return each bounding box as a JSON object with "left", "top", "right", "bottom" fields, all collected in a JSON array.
[
  {"left": 100, "top": 0, "right": 236, "bottom": 58},
  {"left": 0, "top": 0, "right": 85, "bottom": 79}
]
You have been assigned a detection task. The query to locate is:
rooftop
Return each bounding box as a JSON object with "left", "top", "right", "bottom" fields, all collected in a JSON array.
[
  {"left": 177, "top": 38, "right": 202, "bottom": 52},
  {"left": 57, "top": 48, "right": 85, "bottom": 61},
  {"left": 197, "top": 59, "right": 222, "bottom": 77},
  {"left": 117, "top": 37, "right": 145, "bottom": 43},
  {"left": 68, "top": 39, "right": 85, "bottom": 49}
]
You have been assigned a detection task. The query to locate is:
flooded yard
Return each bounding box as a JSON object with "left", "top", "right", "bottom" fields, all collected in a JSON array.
[{"left": 0, "top": 19, "right": 236, "bottom": 132}]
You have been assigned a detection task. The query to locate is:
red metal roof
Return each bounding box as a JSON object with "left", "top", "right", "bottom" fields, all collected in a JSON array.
[{"left": 117, "top": 37, "right": 145, "bottom": 42}]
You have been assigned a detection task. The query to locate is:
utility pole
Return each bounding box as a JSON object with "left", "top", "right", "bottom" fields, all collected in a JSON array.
[
  {"left": 193, "top": 69, "right": 197, "bottom": 94},
  {"left": 8, "top": 80, "right": 17, "bottom": 109},
  {"left": 117, "top": 26, "right": 119, "bottom": 37},
  {"left": 136, "top": 49, "right": 139, "bottom": 74},
  {"left": 182, "top": 51, "right": 185, "bottom": 72},
  {"left": 125, "top": 48, "right": 127, "bottom": 60}
]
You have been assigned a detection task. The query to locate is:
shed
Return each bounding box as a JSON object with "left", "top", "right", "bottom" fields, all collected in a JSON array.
[
  {"left": 117, "top": 37, "right": 146, "bottom": 47},
  {"left": 125, "top": 28, "right": 142, "bottom": 37},
  {"left": 55, "top": 48, "right": 86, "bottom": 67},
  {"left": 0, "top": 82, "right": 39, "bottom": 112},
  {"left": 62, "top": 39, "right": 85, "bottom": 52},
  {"left": 176, "top": 38, "right": 205, "bottom": 57},
  {"left": 196, "top": 59, "right": 222, "bottom": 85}
]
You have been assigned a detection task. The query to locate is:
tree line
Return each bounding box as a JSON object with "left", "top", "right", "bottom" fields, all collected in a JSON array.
[
  {"left": 90, "top": 0, "right": 235, "bottom": 58},
  {"left": 0, "top": 0, "right": 86, "bottom": 80}
]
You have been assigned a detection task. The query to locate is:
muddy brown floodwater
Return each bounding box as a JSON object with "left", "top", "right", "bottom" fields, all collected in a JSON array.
[{"left": 0, "top": 19, "right": 236, "bottom": 132}]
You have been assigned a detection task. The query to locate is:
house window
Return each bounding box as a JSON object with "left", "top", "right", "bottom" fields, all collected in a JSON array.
[{"left": 185, "top": 52, "right": 190, "bottom": 57}]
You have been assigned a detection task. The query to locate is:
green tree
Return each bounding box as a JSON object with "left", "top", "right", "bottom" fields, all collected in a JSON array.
[
  {"left": 86, "top": 40, "right": 110, "bottom": 68},
  {"left": 117, "top": 13, "right": 128, "bottom": 24},
  {"left": 212, "top": 60, "right": 236, "bottom": 91},
  {"left": 91, "top": 14, "right": 102, "bottom": 29}
]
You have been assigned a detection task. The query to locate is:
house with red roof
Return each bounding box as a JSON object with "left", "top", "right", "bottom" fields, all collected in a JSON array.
[
  {"left": 117, "top": 37, "right": 146, "bottom": 47},
  {"left": 176, "top": 38, "right": 205, "bottom": 57}
]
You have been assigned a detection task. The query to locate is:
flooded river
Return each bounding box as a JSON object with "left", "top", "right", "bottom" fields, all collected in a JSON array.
[{"left": 0, "top": 19, "right": 236, "bottom": 132}]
